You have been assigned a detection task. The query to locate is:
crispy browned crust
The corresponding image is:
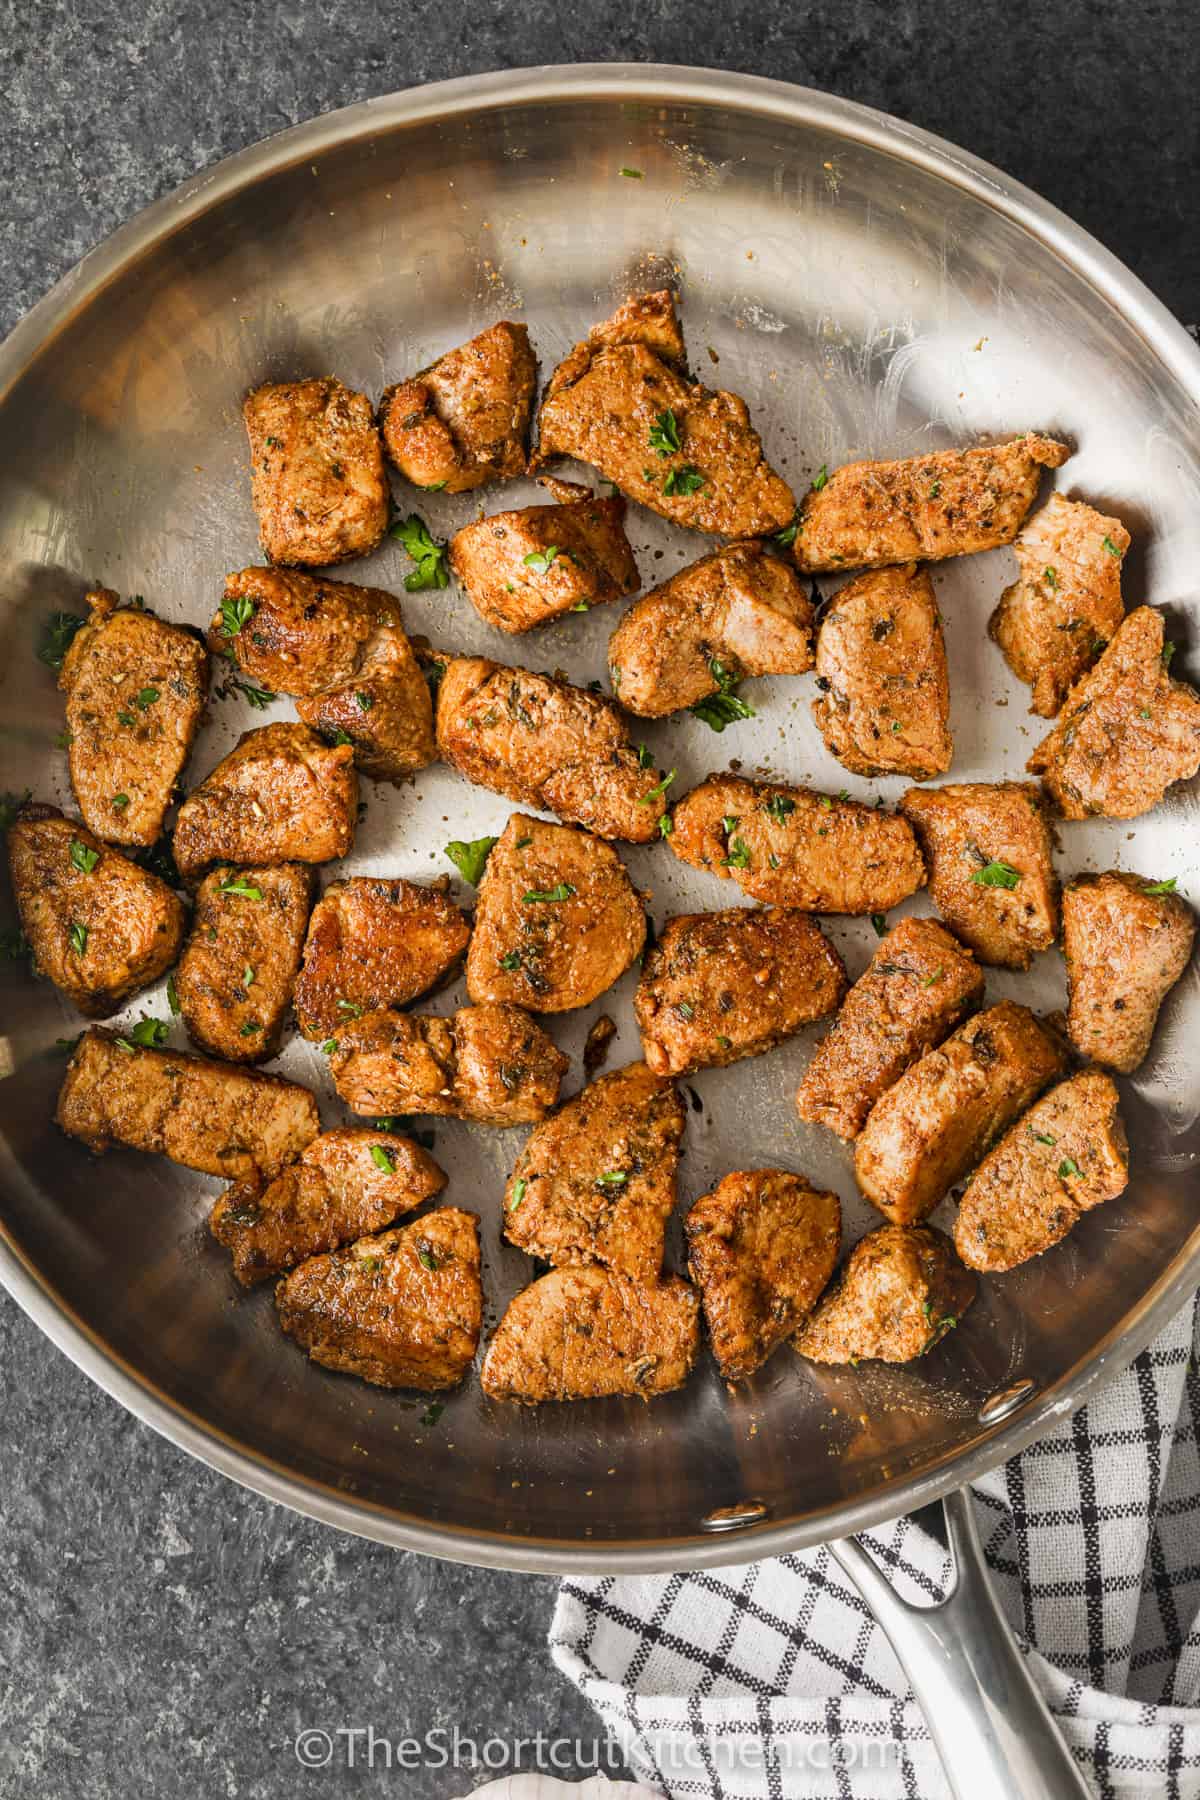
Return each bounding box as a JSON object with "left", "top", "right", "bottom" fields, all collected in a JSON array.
[
  {"left": 378, "top": 321, "right": 536, "bottom": 493},
  {"left": 176, "top": 862, "right": 314, "bottom": 1062},
  {"left": 1061, "top": 870, "right": 1196, "bottom": 1072},
  {"left": 329, "top": 1003, "right": 568, "bottom": 1126},
  {"left": 172, "top": 722, "right": 357, "bottom": 882},
  {"left": 449, "top": 493, "right": 640, "bottom": 632},
  {"left": 244, "top": 377, "right": 389, "bottom": 567},
  {"left": 794, "top": 1223, "right": 976, "bottom": 1365},
  {"left": 292, "top": 877, "right": 470, "bottom": 1040}
]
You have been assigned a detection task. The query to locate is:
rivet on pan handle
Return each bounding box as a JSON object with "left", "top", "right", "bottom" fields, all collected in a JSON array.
[{"left": 700, "top": 1501, "right": 769, "bottom": 1532}]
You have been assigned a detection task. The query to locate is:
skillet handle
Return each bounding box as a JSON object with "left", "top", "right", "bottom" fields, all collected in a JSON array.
[{"left": 829, "top": 1487, "right": 1091, "bottom": 1800}]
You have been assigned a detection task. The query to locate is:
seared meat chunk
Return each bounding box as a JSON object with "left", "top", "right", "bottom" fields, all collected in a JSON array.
[
  {"left": 467, "top": 814, "right": 645, "bottom": 1012},
  {"left": 449, "top": 486, "right": 639, "bottom": 633},
  {"left": 503, "top": 1062, "right": 685, "bottom": 1280},
  {"left": 899, "top": 782, "right": 1059, "bottom": 970},
  {"left": 956, "top": 1072, "right": 1128, "bottom": 1272},
  {"left": 854, "top": 1001, "right": 1067, "bottom": 1225},
  {"left": 59, "top": 587, "right": 209, "bottom": 847},
  {"left": 436, "top": 655, "right": 669, "bottom": 842},
  {"left": 535, "top": 290, "right": 794, "bottom": 537},
  {"left": 669, "top": 776, "right": 925, "bottom": 915},
  {"left": 56, "top": 1029, "right": 318, "bottom": 1180},
  {"left": 1062, "top": 870, "right": 1195, "bottom": 1072},
  {"left": 214, "top": 568, "right": 434, "bottom": 782},
  {"left": 211, "top": 1126, "right": 446, "bottom": 1286},
  {"left": 277, "top": 1208, "right": 481, "bottom": 1390},
  {"left": 173, "top": 722, "right": 357, "bottom": 882},
  {"left": 686, "top": 1170, "right": 840, "bottom": 1381},
  {"left": 330, "top": 1003, "right": 567, "bottom": 1125},
  {"left": 989, "top": 494, "right": 1129, "bottom": 717},
  {"left": 8, "top": 805, "right": 184, "bottom": 1017},
  {"left": 1027, "top": 608, "right": 1200, "bottom": 819},
  {"left": 794, "top": 1224, "right": 975, "bottom": 1365},
  {"left": 176, "top": 862, "right": 313, "bottom": 1062},
  {"left": 481, "top": 1267, "right": 699, "bottom": 1404},
  {"left": 812, "top": 563, "right": 952, "bottom": 778},
  {"left": 794, "top": 434, "right": 1070, "bottom": 572},
  {"left": 293, "top": 877, "right": 469, "bottom": 1041},
  {"left": 796, "top": 918, "right": 983, "bottom": 1140},
  {"left": 607, "top": 542, "right": 815, "bottom": 718},
  {"left": 243, "top": 376, "right": 388, "bottom": 567},
  {"left": 635, "top": 907, "right": 846, "bottom": 1077},
  {"left": 378, "top": 320, "right": 536, "bottom": 493}
]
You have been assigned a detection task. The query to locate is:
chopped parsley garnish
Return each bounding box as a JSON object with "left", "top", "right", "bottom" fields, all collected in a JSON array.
[
  {"left": 166, "top": 974, "right": 180, "bottom": 1016},
  {"left": 773, "top": 519, "right": 799, "bottom": 548},
  {"left": 659, "top": 810, "right": 674, "bottom": 838},
  {"left": 722, "top": 837, "right": 751, "bottom": 870},
  {"left": 445, "top": 836, "right": 498, "bottom": 885},
  {"left": 1058, "top": 1157, "right": 1083, "bottom": 1179},
  {"left": 391, "top": 513, "right": 450, "bottom": 591},
  {"left": 117, "top": 710, "right": 136, "bottom": 727},
  {"left": 0, "top": 928, "right": 28, "bottom": 961},
  {"left": 970, "top": 859, "right": 1021, "bottom": 890},
  {"left": 1142, "top": 878, "right": 1178, "bottom": 895},
  {"left": 596, "top": 1170, "right": 629, "bottom": 1187},
  {"left": 1162, "top": 641, "right": 1177, "bottom": 670},
  {"left": 242, "top": 964, "right": 256, "bottom": 988},
  {"left": 320, "top": 1039, "right": 339, "bottom": 1055},
  {"left": 508, "top": 1177, "right": 528, "bottom": 1211},
  {"left": 336, "top": 998, "right": 364, "bottom": 1019},
  {"left": 515, "top": 836, "right": 533, "bottom": 849},
  {"left": 1043, "top": 566, "right": 1058, "bottom": 589},
  {"left": 218, "top": 875, "right": 263, "bottom": 900},
  {"left": 763, "top": 794, "right": 796, "bottom": 824},
  {"left": 675, "top": 1001, "right": 695, "bottom": 1020},
  {"left": 499, "top": 950, "right": 522, "bottom": 971},
  {"left": 134, "top": 686, "right": 159, "bottom": 711},
  {"left": 811, "top": 464, "right": 829, "bottom": 491},
  {"left": 417, "top": 1248, "right": 439, "bottom": 1271},
  {"left": 129, "top": 1015, "right": 168, "bottom": 1048},
  {"left": 928, "top": 481, "right": 942, "bottom": 498},
  {"left": 648, "top": 409, "right": 682, "bottom": 457},
  {"left": 113, "top": 1037, "right": 138, "bottom": 1054},
  {"left": 636, "top": 743, "right": 654, "bottom": 769},
  {"left": 370, "top": 1145, "right": 396, "bottom": 1174},
  {"left": 1029, "top": 1128, "right": 1057, "bottom": 1146},
  {"left": 37, "top": 611, "right": 86, "bottom": 671},
  {"left": 111, "top": 794, "right": 130, "bottom": 809},
  {"left": 690, "top": 658, "right": 755, "bottom": 732},
  {"left": 522, "top": 545, "right": 562, "bottom": 576},
  {"left": 871, "top": 914, "right": 887, "bottom": 936},
  {"left": 239, "top": 1020, "right": 261, "bottom": 1038},
  {"left": 639, "top": 768, "right": 676, "bottom": 805},
  {"left": 523, "top": 883, "right": 576, "bottom": 903},
  {"left": 1102, "top": 535, "right": 1122, "bottom": 557},
  {"left": 420, "top": 1402, "right": 444, "bottom": 1426},
  {"left": 69, "top": 838, "right": 99, "bottom": 874},
  {"left": 663, "top": 465, "right": 705, "bottom": 496},
  {"left": 921, "top": 969, "right": 944, "bottom": 987},
  {"left": 232, "top": 679, "right": 275, "bottom": 710},
  {"left": 326, "top": 728, "right": 354, "bottom": 747},
  {"left": 218, "top": 593, "right": 256, "bottom": 638},
  {"left": 620, "top": 166, "right": 643, "bottom": 179}
]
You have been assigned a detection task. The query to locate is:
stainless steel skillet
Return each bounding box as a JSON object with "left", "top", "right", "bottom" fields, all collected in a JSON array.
[{"left": 1, "top": 66, "right": 1197, "bottom": 1798}]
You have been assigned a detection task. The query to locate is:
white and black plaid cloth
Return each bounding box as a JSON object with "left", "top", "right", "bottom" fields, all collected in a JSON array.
[{"left": 550, "top": 1294, "right": 1200, "bottom": 1800}]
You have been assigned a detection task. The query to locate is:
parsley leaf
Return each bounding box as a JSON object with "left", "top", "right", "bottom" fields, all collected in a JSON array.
[
  {"left": 217, "top": 874, "right": 263, "bottom": 901},
  {"left": 638, "top": 768, "right": 676, "bottom": 805},
  {"left": 336, "top": 998, "right": 363, "bottom": 1019},
  {"left": 523, "top": 883, "right": 576, "bottom": 903},
  {"left": 130, "top": 1016, "right": 168, "bottom": 1048},
  {"left": 1058, "top": 1157, "right": 1083, "bottom": 1179},
  {"left": 370, "top": 1145, "right": 396, "bottom": 1174},
  {"left": 595, "top": 1170, "right": 629, "bottom": 1187},
  {"left": 811, "top": 464, "right": 829, "bottom": 491},
  {"left": 871, "top": 913, "right": 887, "bottom": 936},
  {"left": 522, "top": 545, "right": 561, "bottom": 576},
  {"left": 445, "top": 836, "right": 498, "bottom": 885},
  {"left": 499, "top": 950, "right": 522, "bottom": 971},
  {"left": 218, "top": 593, "right": 255, "bottom": 638},
  {"left": 69, "top": 838, "right": 99, "bottom": 874},
  {"left": 391, "top": 513, "right": 450, "bottom": 591},
  {"left": 1043, "top": 566, "right": 1058, "bottom": 589},
  {"left": 970, "top": 859, "right": 1021, "bottom": 890},
  {"left": 508, "top": 1177, "right": 528, "bottom": 1211},
  {"left": 619, "top": 166, "right": 643, "bottom": 179},
  {"left": 1143, "top": 878, "right": 1178, "bottom": 895},
  {"left": 1029, "top": 1128, "right": 1057, "bottom": 1146},
  {"left": 69, "top": 921, "right": 88, "bottom": 957},
  {"left": 37, "top": 611, "right": 85, "bottom": 671},
  {"left": 648, "top": 410, "right": 682, "bottom": 457},
  {"left": 690, "top": 658, "right": 755, "bottom": 732},
  {"left": 663, "top": 465, "right": 705, "bottom": 496},
  {"left": 135, "top": 686, "right": 159, "bottom": 710},
  {"left": 1102, "top": 535, "right": 1122, "bottom": 557},
  {"left": 722, "top": 837, "right": 751, "bottom": 870},
  {"left": 773, "top": 519, "right": 799, "bottom": 548},
  {"left": 166, "top": 974, "right": 180, "bottom": 1016}
]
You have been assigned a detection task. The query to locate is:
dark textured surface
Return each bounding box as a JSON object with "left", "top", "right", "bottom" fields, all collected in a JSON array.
[{"left": 1, "top": 4, "right": 1196, "bottom": 1795}]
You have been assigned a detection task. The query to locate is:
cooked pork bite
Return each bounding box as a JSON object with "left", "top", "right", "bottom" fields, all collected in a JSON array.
[
  {"left": 794, "top": 434, "right": 1070, "bottom": 572},
  {"left": 466, "top": 814, "right": 645, "bottom": 1012},
  {"left": 1028, "top": 608, "right": 1200, "bottom": 819},
  {"left": 277, "top": 1208, "right": 481, "bottom": 1390},
  {"left": 1062, "top": 870, "right": 1195, "bottom": 1072},
  {"left": 669, "top": 776, "right": 925, "bottom": 915},
  {"left": 534, "top": 291, "right": 794, "bottom": 537},
  {"left": 794, "top": 1224, "right": 975, "bottom": 1365},
  {"left": 854, "top": 1001, "right": 1067, "bottom": 1225},
  {"left": 481, "top": 1266, "right": 699, "bottom": 1404},
  {"left": 214, "top": 568, "right": 434, "bottom": 782},
  {"left": 436, "top": 655, "right": 670, "bottom": 842},
  {"left": 607, "top": 542, "right": 815, "bottom": 718},
  {"left": 686, "top": 1170, "right": 841, "bottom": 1381},
  {"left": 955, "top": 1072, "right": 1128, "bottom": 1272},
  {"left": 172, "top": 722, "right": 357, "bottom": 882},
  {"left": 293, "top": 877, "right": 469, "bottom": 1041},
  {"left": 59, "top": 587, "right": 209, "bottom": 848},
  {"left": 8, "top": 805, "right": 185, "bottom": 1017},
  {"left": 176, "top": 862, "right": 313, "bottom": 1062},
  {"left": 503, "top": 1062, "right": 685, "bottom": 1280},
  {"left": 812, "top": 563, "right": 952, "bottom": 778},
  {"left": 899, "top": 782, "right": 1059, "bottom": 970},
  {"left": 211, "top": 1126, "right": 446, "bottom": 1286},
  {"left": 243, "top": 376, "right": 388, "bottom": 567},
  {"left": 56, "top": 1029, "right": 319, "bottom": 1180},
  {"left": 796, "top": 918, "right": 984, "bottom": 1140},
  {"left": 635, "top": 907, "right": 846, "bottom": 1077},
  {"left": 989, "top": 493, "right": 1129, "bottom": 717},
  {"left": 378, "top": 320, "right": 536, "bottom": 493},
  {"left": 449, "top": 486, "right": 639, "bottom": 633},
  {"left": 330, "top": 1003, "right": 567, "bottom": 1125}
]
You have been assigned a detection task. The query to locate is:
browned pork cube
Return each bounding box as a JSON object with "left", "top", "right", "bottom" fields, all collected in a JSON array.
[
  {"left": 330, "top": 1003, "right": 567, "bottom": 1126},
  {"left": 686, "top": 1170, "right": 841, "bottom": 1381},
  {"left": 8, "top": 805, "right": 185, "bottom": 1017},
  {"left": 56, "top": 1029, "right": 319, "bottom": 1181},
  {"left": 1028, "top": 608, "right": 1200, "bottom": 819},
  {"left": 378, "top": 320, "right": 536, "bottom": 493},
  {"left": 812, "top": 563, "right": 952, "bottom": 778},
  {"left": 794, "top": 1224, "right": 976, "bottom": 1365},
  {"left": 211, "top": 1126, "right": 446, "bottom": 1286},
  {"left": 436, "top": 655, "right": 669, "bottom": 842},
  {"left": 899, "top": 782, "right": 1059, "bottom": 970},
  {"left": 466, "top": 814, "right": 645, "bottom": 1012},
  {"left": 955, "top": 1072, "right": 1128, "bottom": 1272},
  {"left": 793, "top": 434, "right": 1069, "bottom": 572},
  {"left": 449, "top": 487, "right": 639, "bottom": 632},
  {"left": 244, "top": 377, "right": 389, "bottom": 567},
  {"left": 796, "top": 917, "right": 983, "bottom": 1140},
  {"left": 502, "top": 1062, "right": 685, "bottom": 1281},
  {"left": 607, "top": 541, "right": 815, "bottom": 718},
  {"left": 292, "top": 877, "right": 470, "bottom": 1041},
  {"left": 854, "top": 1002, "right": 1067, "bottom": 1225},
  {"left": 481, "top": 1266, "right": 700, "bottom": 1404},
  {"left": 277, "top": 1208, "right": 481, "bottom": 1390},
  {"left": 175, "top": 863, "right": 313, "bottom": 1062},
  {"left": 669, "top": 776, "right": 926, "bottom": 915},
  {"left": 635, "top": 907, "right": 846, "bottom": 1077},
  {"left": 172, "top": 722, "right": 357, "bottom": 882},
  {"left": 59, "top": 588, "right": 209, "bottom": 848},
  {"left": 534, "top": 290, "right": 794, "bottom": 537},
  {"left": 214, "top": 568, "right": 434, "bottom": 782},
  {"left": 1062, "top": 870, "right": 1195, "bottom": 1072}
]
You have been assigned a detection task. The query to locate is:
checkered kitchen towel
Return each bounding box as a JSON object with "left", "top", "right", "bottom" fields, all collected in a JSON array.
[{"left": 550, "top": 1293, "right": 1200, "bottom": 1799}]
